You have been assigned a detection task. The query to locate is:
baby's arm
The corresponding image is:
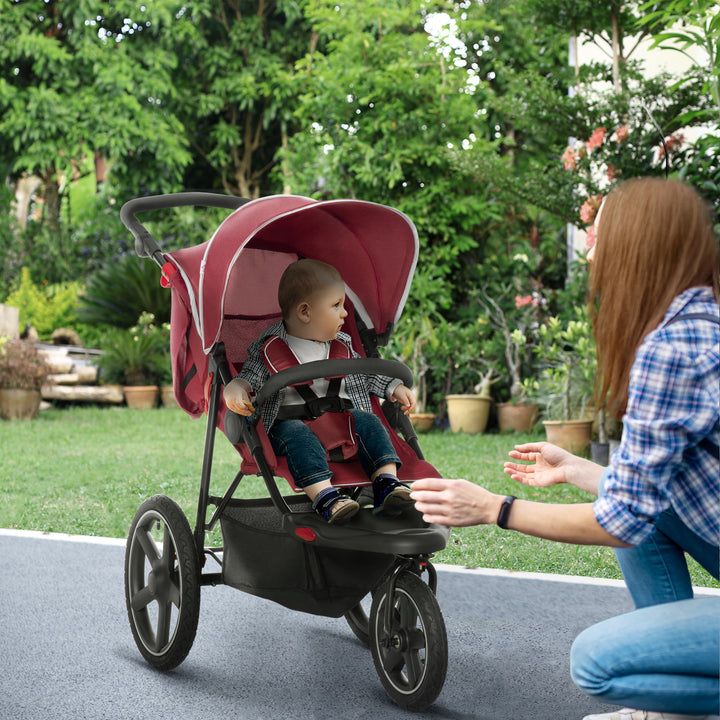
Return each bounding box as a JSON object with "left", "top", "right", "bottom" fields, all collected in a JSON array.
[{"left": 224, "top": 378, "right": 255, "bottom": 415}]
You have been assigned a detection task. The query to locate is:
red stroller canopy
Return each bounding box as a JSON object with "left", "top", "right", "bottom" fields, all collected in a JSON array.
[
  {"left": 166, "top": 195, "right": 419, "bottom": 355},
  {"left": 164, "top": 195, "right": 419, "bottom": 417}
]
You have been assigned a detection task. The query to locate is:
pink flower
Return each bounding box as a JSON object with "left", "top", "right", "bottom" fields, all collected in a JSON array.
[
  {"left": 606, "top": 163, "right": 620, "bottom": 182},
  {"left": 580, "top": 193, "right": 604, "bottom": 225},
  {"left": 562, "top": 146, "right": 576, "bottom": 170},
  {"left": 658, "top": 132, "right": 685, "bottom": 160},
  {"left": 515, "top": 295, "right": 534, "bottom": 309},
  {"left": 611, "top": 124, "right": 629, "bottom": 143},
  {"left": 585, "top": 224, "right": 596, "bottom": 249},
  {"left": 585, "top": 127, "right": 606, "bottom": 152}
]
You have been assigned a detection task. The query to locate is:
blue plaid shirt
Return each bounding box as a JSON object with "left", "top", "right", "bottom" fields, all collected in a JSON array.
[{"left": 594, "top": 287, "right": 719, "bottom": 547}]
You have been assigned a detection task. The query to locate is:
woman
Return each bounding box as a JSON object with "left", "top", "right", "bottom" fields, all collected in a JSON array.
[{"left": 411, "top": 178, "right": 719, "bottom": 719}]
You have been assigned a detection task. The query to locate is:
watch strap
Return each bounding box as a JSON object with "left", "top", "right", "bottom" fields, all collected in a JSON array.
[{"left": 497, "top": 495, "right": 516, "bottom": 529}]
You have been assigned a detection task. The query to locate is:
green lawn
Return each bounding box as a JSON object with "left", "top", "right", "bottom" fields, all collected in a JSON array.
[{"left": 1, "top": 405, "right": 716, "bottom": 589}]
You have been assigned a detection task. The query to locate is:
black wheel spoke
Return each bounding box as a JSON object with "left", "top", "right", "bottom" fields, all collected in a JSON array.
[
  {"left": 404, "top": 649, "right": 424, "bottom": 686},
  {"left": 406, "top": 627, "right": 426, "bottom": 651},
  {"left": 137, "top": 527, "right": 161, "bottom": 564},
  {"left": 131, "top": 586, "right": 154, "bottom": 612},
  {"left": 156, "top": 600, "right": 171, "bottom": 651}
]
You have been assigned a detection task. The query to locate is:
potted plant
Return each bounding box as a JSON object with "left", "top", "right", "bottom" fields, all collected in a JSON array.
[
  {"left": 96, "top": 313, "right": 165, "bottom": 409},
  {"left": 446, "top": 367, "right": 498, "bottom": 435},
  {"left": 0, "top": 338, "right": 51, "bottom": 420},
  {"left": 531, "top": 311, "right": 596, "bottom": 454},
  {"left": 388, "top": 311, "right": 444, "bottom": 432},
  {"left": 477, "top": 289, "right": 543, "bottom": 433}
]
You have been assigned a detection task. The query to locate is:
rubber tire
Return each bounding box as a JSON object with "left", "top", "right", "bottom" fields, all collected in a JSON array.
[
  {"left": 344, "top": 596, "right": 371, "bottom": 647},
  {"left": 369, "top": 571, "right": 448, "bottom": 711},
  {"left": 124, "top": 495, "right": 200, "bottom": 671}
]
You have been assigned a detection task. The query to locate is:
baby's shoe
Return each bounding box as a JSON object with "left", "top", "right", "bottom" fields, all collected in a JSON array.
[
  {"left": 372, "top": 474, "right": 413, "bottom": 516},
  {"left": 312, "top": 487, "right": 359, "bottom": 524}
]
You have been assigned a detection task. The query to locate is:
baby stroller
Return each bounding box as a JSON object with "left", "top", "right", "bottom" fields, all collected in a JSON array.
[{"left": 120, "top": 192, "right": 451, "bottom": 711}]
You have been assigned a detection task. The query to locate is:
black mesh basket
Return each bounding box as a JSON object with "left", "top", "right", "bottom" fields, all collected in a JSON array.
[{"left": 218, "top": 496, "right": 396, "bottom": 617}]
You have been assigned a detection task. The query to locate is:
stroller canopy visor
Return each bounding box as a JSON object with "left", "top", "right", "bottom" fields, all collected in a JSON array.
[{"left": 166, "top": 195, "right": 420, "bottom": 355}]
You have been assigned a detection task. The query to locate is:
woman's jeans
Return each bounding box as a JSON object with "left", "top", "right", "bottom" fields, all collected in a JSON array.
[
  {"left": 268, "top": 409, "right": 401, "bottom": 488},
  {"left": 598, "top": 468, "right": 719, "bottom": 609},
  {"left": 570, "top": 470, "right": 720, "bottom": 713},
  {"left": 571, "top": 597, "right": 720, "bottom": 714}
]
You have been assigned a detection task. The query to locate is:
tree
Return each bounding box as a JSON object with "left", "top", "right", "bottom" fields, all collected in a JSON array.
[
  {"left": 0, "top": 0, "right": 192, "bottom": 227},
  {"left": 166, "top": 0, "right": 316, "bottom": 198}
]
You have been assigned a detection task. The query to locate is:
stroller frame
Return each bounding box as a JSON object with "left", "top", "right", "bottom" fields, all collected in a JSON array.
[{"left": 120, "top": 193, "right": 450, "bottom": 712}]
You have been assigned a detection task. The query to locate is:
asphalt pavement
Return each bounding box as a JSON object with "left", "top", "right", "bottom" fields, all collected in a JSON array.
[{"left": 2, "top": 529, "right": 714, "bottom": 720}]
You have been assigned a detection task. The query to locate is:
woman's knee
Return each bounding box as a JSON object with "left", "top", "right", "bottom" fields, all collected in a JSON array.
[{"left": 570, "top": 624, "right": 613, "bottom": 697}]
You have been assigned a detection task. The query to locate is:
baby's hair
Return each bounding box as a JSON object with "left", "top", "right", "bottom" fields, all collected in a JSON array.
[{"left": 278, "top": 259, "right": 344, "bottom": 320}]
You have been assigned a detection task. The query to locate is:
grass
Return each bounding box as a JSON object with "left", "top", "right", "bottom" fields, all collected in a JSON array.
[{"left": 1, "top": 405, "right": 716, "bottom": 589}]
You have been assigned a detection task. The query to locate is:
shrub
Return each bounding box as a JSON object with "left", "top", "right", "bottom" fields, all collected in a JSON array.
[
  {"left": 4, "top": 268, "right": 81, "bottom": 339},
  {"left": 77, "top": 254, "right": 170, "bottom": 328},
  {"left": 0, "top": 339, "right": 50, "bottom": 391}
]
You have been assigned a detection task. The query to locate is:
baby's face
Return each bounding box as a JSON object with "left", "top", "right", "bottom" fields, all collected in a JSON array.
[{"left": 306, "top": 283, "right": 348, "bottom": 342}]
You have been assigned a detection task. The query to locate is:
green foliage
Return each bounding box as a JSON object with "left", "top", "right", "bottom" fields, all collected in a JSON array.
[
  {"left": 531, "top": 311, "right": 596, "bottom": 421},
  {"left": 96, "top": 312, "right": 168, "bottom": 386},
  {"left": 0, "top": 338, "right": 50, "bottom": 391},
  {"left": 4, "top": 268, "right": 81, "bottom": 339},
  {"left": 78, "top": 254, "right": 170, "bottom": 329}
]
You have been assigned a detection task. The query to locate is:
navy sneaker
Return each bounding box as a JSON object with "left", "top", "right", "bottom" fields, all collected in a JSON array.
[{"left": 372, "top": 474, "right": 413, "bottom": 516}]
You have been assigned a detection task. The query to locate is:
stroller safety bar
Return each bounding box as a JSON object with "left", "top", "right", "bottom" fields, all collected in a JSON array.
[
  {"left": 253, "top": 358, "right": 413, "bottom": 409},
  {"left": 120, "top": 192, "right": 249, "bottom": 265}
]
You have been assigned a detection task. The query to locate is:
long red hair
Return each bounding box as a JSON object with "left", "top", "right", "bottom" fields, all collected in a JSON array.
[{"left": 588, "top": 178, "right": 719, "bottom": 418}]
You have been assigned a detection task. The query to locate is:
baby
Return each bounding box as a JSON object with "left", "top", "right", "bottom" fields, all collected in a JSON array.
[{"left": 224, "top": 259, "right": 416, "bottom": 523}]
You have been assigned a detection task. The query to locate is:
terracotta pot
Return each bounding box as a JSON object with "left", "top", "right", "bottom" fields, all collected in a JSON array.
[
  {"left": 446, "top": 394, "right": 492, "bottom": 434},
  {"left": 496, "top": 402, "right": 539, "bottom": 433},
  {"left": 123, "top": 385, "right": 159, "bottom": 410},
  {"left": 543, "top": 419, "right": 593, "bottom": 455},
  {"left": 0, "top": 388, "right": 42, "bottom": 420},
  {"left": 160, "top": 385, "right": 179, "bottom": 409},
  {"left": 410, "top": 412, "right": 436, "bottom": 433}
]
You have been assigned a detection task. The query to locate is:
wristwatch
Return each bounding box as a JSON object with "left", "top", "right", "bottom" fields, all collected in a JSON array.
[{"left": 496, "top": 495, "right": 516, "bottom": 529}]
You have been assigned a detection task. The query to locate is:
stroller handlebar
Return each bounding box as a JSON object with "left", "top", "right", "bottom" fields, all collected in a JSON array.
[
  {"left": 254, "top": 358, "right": 414, "bottom": 410},
  {"left": 120, "top": 192, "right": 249, "bottom": 265}
]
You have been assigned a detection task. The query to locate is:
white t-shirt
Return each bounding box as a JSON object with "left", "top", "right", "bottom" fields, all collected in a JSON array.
[{"left": 282, "top": 334, "right": 351, "bottom": 406}]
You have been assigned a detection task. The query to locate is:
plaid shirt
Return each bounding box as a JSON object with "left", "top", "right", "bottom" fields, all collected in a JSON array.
[
  {"left": 236, "top": 320, "right": 399, "bottom": 430},
  {"left": 594, "top": 287, "right": 719, "bottom": 547}
]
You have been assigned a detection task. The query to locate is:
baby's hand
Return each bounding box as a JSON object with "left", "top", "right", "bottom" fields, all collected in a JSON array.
[
  {"left": 224, "top": 378, "right": 255, "bottom": 416},
  {"left": 391, "top": 384, "right": 416, "bottom": 415}
]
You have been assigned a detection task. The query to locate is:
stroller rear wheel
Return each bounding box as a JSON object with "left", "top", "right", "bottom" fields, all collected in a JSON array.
[
  {"left": 124, "top": 495, "right": 200, "bottom": 670},
  {"left": 369, "top": 570, "right": 448, "bottom": 711},
  {"left": 344, "top": 596, "right": 371, "bottom": 647}
]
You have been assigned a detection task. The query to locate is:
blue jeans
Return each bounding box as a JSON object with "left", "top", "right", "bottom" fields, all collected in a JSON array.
[
  {"left": 598, "top": 469, "right": 720, "bottom": 609},
  {"left": 570, "top": 597, "right": 720, "bottom": 714},
  {"left": 268, "top": 409, "right": 401, "bottom": 488}
]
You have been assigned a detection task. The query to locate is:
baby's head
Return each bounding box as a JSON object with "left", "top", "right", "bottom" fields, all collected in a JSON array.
[{"left": 278, "top": 259, "right": 344, "bottom": 322}]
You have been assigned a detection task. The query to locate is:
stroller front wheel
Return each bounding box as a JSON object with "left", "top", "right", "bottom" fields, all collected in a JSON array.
[
  {"left": 124, "top": 495, "right": 200, "bottom": 671},
  {"left": 369, "top": 570, "right": 448, "bottom": 711}
]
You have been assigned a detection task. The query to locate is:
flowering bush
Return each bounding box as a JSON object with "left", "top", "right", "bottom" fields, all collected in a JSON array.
[{"left": 561, "top": 105, "right": 689, "bottom": 242}]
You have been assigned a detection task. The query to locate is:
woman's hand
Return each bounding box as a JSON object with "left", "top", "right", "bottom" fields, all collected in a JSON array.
[
  {"left": 409, "top": 478, "right": 503, "bottom": 527},
  {"left": 503, "top": 442, "right": 576, "bottom": 487},
  {"left": 503, "top": 442, "right": 605, "bottom": 496}
]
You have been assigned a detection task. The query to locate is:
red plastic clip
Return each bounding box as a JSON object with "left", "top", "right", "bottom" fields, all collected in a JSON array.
[{"left": 161, "top": 262, "right": 178, "bottom": 288}]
